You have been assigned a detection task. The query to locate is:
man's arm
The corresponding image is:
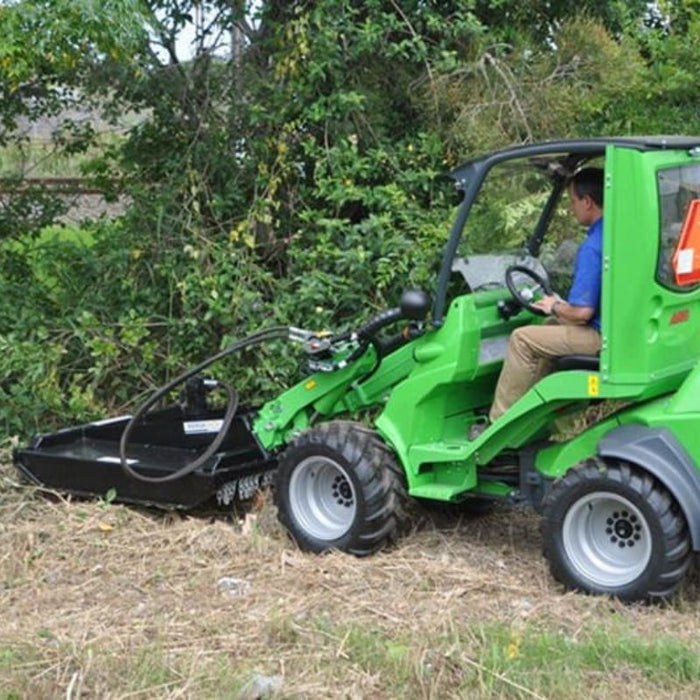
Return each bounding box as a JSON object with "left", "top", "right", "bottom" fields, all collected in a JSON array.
[{"left": 532, "top": 295, "right": 595, "bottom": 324}]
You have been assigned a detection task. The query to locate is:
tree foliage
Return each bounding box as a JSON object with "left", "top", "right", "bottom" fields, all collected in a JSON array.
[{"left": 0, "top": 0, "right": 698, "bottom": 435}]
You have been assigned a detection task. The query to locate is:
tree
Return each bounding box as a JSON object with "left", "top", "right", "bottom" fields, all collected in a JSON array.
[{"left": 0, "top": 0, "right": 697, "bottom": 433}]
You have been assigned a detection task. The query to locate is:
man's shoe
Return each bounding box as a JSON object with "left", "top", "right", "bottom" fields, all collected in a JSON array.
[{"left": 468, "top": 422, "right": 489, "bottom": 441}]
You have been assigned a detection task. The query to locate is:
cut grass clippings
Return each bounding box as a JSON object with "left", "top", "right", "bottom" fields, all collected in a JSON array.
[{"left": 2, "top": 453, "right": 700, "bottom": 698}]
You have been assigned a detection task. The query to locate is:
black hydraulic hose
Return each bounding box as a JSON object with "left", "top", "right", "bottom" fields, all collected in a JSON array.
[
  {"left": 337, "top": 307, "right": 403, "bottom": 368},
  {"left": 355, "top": 336, "right": 384, "bottom": 384},
  {"left": 119, "top": 325, "right": 290, "bottom": 483},
  {"left": 356, "top": 307, "right": 402, "bottom": 341},
  {"left": 120, "top": 379, "right": 239, "bottom": 484}
]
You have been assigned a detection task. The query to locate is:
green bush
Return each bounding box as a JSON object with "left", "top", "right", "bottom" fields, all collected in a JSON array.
[{"left": 1, "top": 2, "right": 697, "bottom": 440}]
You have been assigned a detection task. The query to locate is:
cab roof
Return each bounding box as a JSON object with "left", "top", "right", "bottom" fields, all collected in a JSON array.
[{"left": 450, "top": 136, "right": 700, "bottom": 183}]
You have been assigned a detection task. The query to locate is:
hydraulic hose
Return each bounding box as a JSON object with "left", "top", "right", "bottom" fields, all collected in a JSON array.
[
  {"left": 356, "top": 307, "right": 402, "bottom": 341},
  {"left": 338, "top": 307, "right": 403, "bottom": 368},
  {"left": 119, "top": 325, "right": 291, "bottom": 483}
]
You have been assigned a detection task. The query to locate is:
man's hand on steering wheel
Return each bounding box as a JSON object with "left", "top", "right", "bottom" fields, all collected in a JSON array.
[{"left": 531, "top": 294, "right": 561, "bottom": 316}]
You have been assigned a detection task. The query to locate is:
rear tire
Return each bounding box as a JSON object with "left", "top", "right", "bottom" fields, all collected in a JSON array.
[
  {"left": 274, "top": 421, "right": 408, "bottom": 556},
  {"left": 542, "top": 459, "right": 691, "bottom": 602}
]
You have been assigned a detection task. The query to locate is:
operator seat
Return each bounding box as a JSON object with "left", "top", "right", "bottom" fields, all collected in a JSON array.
[{"left": 552, "top": 354, "right": 599, "bottom": 371}]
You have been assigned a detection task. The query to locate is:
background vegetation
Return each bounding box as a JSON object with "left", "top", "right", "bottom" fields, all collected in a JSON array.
[{"left": 0, "top": 0, "right": 699, "bottom": 436}]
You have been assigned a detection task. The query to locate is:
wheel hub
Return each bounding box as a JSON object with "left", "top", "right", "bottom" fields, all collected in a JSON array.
[
  {"left": 608, "top": 510, "right": 641, "bottom": 545},
  {"left": 333, "top": 476, "right": 353, "bottom": 506}
]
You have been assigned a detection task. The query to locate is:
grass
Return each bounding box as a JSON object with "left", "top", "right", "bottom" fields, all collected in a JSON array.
[{"left": 2, "top": 453, "right": 700, "bottom": 698}]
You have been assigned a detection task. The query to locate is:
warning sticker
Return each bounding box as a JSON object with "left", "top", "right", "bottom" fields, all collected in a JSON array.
[
  {"left": 676, "top": 248, "right": 695, "bottom": 275},
  {"left": 672, "top": 199, "right": 700, "bottom": 285},
  {"left": 183, "top": 419, "right": 224, "bottom": 435},
  {"left": 587, "top": 374, "right": 599, "bottom": 397}
]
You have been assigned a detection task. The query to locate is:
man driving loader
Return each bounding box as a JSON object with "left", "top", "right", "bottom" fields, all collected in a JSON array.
[{"left": 470, "top": 167, "right": 604, "bottom": 439}]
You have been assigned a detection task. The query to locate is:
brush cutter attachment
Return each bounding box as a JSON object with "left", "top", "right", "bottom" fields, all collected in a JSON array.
[
  {"left": 13, "top": 326, "right": 295, "bottom": 507},
  {"left": 13, "top": 377, "right": 275, "bottom": 509}
]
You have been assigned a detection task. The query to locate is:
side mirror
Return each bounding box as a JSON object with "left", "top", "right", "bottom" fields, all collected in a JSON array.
[{"left": 400, "top": 289, "right": 431, "bottom": 320}]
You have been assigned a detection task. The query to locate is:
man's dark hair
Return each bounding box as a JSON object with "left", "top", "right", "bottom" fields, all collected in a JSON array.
[{"left": 568, "top": 167, "right": 604, "bottom": 207}]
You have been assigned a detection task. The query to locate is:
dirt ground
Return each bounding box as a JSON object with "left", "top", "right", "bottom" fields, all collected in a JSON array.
[{"left": 2, "top": 454, "right": 700, "bottom": 699}]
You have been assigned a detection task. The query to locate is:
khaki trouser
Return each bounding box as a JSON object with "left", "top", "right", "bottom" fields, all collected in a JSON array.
[{"left": 489, "top": 319, "right": 601, "bottom": 423}]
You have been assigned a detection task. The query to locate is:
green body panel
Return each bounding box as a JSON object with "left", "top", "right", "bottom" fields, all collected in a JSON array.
[
  {"left": 375, "top": 291, "right": 522, "bottom": 498},
  {"left": 667, "top": 356, "right": 700, "bottom": 415},
  {"left": 255, "top": 141, "right": 700, "bottom": 503},
  {"left": 601, "top": 147, "right": 700, "bottom": 387},
  {"left": 617, "top": 363, "right": 700, "bottom": 468}
]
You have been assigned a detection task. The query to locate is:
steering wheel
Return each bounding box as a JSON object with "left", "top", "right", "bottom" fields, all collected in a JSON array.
[{"left": 505, "top": 264, "right": 553, "bottom": 316}]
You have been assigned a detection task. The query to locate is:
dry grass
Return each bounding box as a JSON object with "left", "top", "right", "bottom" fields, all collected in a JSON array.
[{"left": 3, "top": 452, "right": 700, "bottom": 699}]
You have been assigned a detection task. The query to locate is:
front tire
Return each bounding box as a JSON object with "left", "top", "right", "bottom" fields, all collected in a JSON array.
[
  {"left": 542, "top": 459, "right": 692, "bottom": 602},
  {"left": 274, "top": 421, "right": 408, "bottom": 556}
]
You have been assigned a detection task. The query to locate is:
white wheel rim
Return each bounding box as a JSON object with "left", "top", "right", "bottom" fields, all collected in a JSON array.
[
  {"left": 288, "top": 456, "right": 356, "bottom": 541},
  {"left": 562, "top": 491, "right": 652, "bottom": 588}
]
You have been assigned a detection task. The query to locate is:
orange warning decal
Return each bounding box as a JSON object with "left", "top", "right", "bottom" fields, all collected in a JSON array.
[{"left": 672, "top": 199, "right": 700, "bottom": 285}]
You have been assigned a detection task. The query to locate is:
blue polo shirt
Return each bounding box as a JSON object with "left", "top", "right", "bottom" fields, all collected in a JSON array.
[{"left": 568, "top": 217, "right": 603, "bottom": 330}]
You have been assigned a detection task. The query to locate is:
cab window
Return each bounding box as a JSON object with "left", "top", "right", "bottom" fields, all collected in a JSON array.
[{"left": 656, "top": 164, "right": 700, "bottom": 291}]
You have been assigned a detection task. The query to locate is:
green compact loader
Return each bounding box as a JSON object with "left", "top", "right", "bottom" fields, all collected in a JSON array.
[{"left": 15, "top": 137, "right": 700, "bottom": 602}]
